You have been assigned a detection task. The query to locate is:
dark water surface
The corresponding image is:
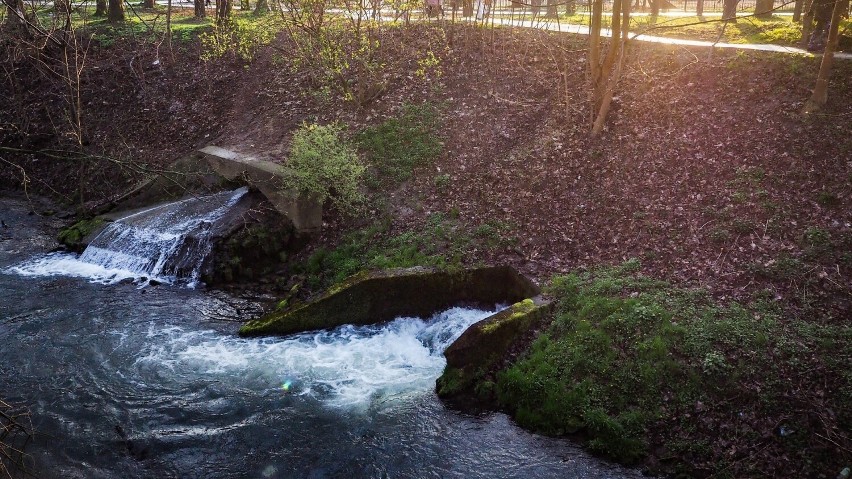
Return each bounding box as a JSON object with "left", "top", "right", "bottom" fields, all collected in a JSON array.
[{"left": 0, "top": 197, "right": 644, "bottom": 479}]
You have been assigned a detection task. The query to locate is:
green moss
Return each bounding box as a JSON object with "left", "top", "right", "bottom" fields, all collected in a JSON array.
[
  {"left": 437, "top": 298, "right": 551, "bottom": 403},
  {"left": 240, "top": 266, "right": 539, "bottom": 337},
  {"left": 492, "top": 260, "right": 852, "bottom": 474},
  {"left": 436, "top": 367, "right": 465, "bottom": 396},
  {"left": 481, "top": 298, "right": 535, "bottom": 334},
  {"left": 295, "top": 212, "right": 511, "bottom": 293},
  {"left": 57, "top": 218, "right": 106, "bottom": 250}
]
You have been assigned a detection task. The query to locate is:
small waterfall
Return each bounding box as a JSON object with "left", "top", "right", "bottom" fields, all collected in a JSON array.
[{"left": 10, "top": 188, "right": 248, "bottom": 286}]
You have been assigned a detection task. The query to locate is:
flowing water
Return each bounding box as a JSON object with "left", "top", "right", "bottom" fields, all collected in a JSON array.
[
  {"left": 0, "top": 195, "right": 644, "bottom": 478},
  {"left": 10, "top": 188, "right": 249, "bottom": 287}
]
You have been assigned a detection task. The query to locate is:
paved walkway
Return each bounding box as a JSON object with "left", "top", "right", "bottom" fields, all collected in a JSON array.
[{"left": 484, "top": 15, "right": 852, "bottom": 59}]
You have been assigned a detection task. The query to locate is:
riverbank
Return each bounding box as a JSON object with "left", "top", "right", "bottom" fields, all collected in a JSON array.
[{"left": 2, "top": 19, "right": 850, "bottom": 477}]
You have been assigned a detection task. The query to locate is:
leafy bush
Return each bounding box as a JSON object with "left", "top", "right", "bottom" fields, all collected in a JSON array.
[
  {"left": 200, "top": 15, "right": 280, "bottom": 61},
  {"left": 285, "top": 123, "right": 366, "bottom": 214}
]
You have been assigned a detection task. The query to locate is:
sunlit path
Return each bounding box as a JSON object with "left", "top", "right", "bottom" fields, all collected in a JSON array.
[{"left": 483, "top": 16, "right": 852, "bottom": 59}]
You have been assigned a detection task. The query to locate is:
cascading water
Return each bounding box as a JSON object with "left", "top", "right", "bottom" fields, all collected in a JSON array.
[
  {"left": 0, "top": 195, "right": 645, "bottom": 478},
  {"left": 10, "top": 187, "right": 248, "bottom": 286}
]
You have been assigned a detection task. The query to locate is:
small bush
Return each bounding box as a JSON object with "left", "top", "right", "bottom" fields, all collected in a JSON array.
[
  {"left": 285, "top": 123, "right": 366, "bottom": 214},
  {"left": 200, "top": 15, "right": 280, "bottom": 61}
]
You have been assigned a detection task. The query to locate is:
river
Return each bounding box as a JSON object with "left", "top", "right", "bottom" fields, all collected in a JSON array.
[{"left": 0, "top": 195, "right": 643, "bottom": 478}]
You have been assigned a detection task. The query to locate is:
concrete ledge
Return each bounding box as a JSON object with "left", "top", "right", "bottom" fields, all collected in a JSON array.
[
  {"left": 436, "top": 297, "right": 554, "bottom": 405},
  {"left": 199, "top": 146, "right": 322, "bottom": 233},
  {"left": 239, "top": 265, "right": 541, "bottom": 337}
]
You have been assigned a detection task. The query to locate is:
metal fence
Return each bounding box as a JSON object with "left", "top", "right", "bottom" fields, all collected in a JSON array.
[{"left": 486, "top": 0, "right": 771, "bottom": 14}]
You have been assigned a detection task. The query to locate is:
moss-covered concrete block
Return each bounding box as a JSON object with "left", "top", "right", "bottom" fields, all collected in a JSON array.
[
  {"left": 57, "top": 218, "right": 107, "bottom": 252},
  {"left": 436, "top": 297, "right": 554, "bottom": 404},
  {"left": 239, "top": 265, "right": 540, "bottom": 337}
]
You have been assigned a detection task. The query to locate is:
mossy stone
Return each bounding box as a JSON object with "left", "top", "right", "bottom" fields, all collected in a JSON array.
[
  {"left": 57, "top": 218, "right": 107, "bottom": 252},
  {"left": 436, "top": 298, "right": 554, "bottom": 405},
  {"left": 239, "top": 265, "right": 540, "bottom": 337}
]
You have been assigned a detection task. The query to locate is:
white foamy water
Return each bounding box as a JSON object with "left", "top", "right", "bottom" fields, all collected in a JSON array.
[
  {"left": 8, "top": 251, "right": 146, "bottom": 284},
  {"left": 134, "top": 307, "right": 497, "bottom": 408},
  {"left": 8, "top": 188, "right": 247, "bottom": 287}
]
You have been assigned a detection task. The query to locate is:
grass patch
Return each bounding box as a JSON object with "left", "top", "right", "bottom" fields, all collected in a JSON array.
[
  {"left": 295, "top": 213, "right": 516, "bottom": 290},
  {"left": 356, "top": 102, "right": 443, "bottom": 186},
  {"left": 495, "top": 260, "right": 851, "bottom": 475}
]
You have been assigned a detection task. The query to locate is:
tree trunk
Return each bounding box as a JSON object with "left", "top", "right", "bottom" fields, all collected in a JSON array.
[
  {"left": 565, "top": 0, "right": 575, "bottom": 14},
  {"left": 462, "top": 0, "right": 472, "bottom": 17},
  {"left": 809, "top": 0, "right": 835, "bottom": 50},
  {"left": 588, "top": 0, "right": 629, "bottom": 136},
  {"left": 194, "top": 0, "right": 205, "bottom": 17},
  {"left": 755, "top": 0, "right": 773, "bottom": 17},
  {"left": 546, "top": 0, "right": 557, "bottom": 17},
  {"left": 108, "top": 0, "right": 125, "bottom": 22},
  {"left": 722, "top": 0, "right": 738, "bottom": 20},
  {"left": 253, "top": 0, "right": 268, "bottom": 14},
  {"left": 650, "top": 0, "right": 659, "bottom": 23},
  {"left": 800, "top": 0, "right": 815, "bottom": 45},
  {"left": 4, "top": 0, "right": 26, "bottom": 28},
  {"left": 793, "top": 0, "right": 804, "bottom": 20},
  {"left": 803, "top": 0, "right": 844, "bottom": 113},
  {"left": 531, "top": 0, "right": 541, "bottom": 16},
  {"left": 696, "top": 0, "right": 704, "bottom": 16},
  {"left": 143, "top": 0, "right": 154, "bottom": 8},
  {"left": 216, "top": 0, "right": 232, "bottom": 22},
  {"left": 95, "top": 0, "right": 107, "bottom": 15},
  {"left": 55, "top": 0, "right": 72, "bottom": 29}
]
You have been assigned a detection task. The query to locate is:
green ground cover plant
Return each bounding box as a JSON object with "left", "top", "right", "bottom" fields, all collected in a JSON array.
[
  {"left": 356, "top": 102, "right": 443, "bottom": 186},
  {"left": 495, "top": 260, "right": 851, "bottom": 475}
]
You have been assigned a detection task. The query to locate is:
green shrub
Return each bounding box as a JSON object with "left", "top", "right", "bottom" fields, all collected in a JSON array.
[
  {"left": 200, "top": 15, "right": 280, "bottom": 61},
  {"left": 285, "top": 122, "right": 366, "bottom": 214}
]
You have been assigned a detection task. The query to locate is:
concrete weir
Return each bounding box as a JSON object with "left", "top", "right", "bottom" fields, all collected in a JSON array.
[
  {"left": 239, "top": 266, "right": 542, "bottom": 337},
  {"left": 198, "top": 146, "right": 323, "bottom": 233}
]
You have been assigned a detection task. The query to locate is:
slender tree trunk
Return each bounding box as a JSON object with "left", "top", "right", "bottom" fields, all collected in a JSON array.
[
  {"left": 650, "top": 0, "right": 659, "bottom": 23},
  {"left": 4, "top": 0, "right": 26, "bottom": 28},
  {"left": 108, "top": 0, "right": 125, "bottom": 22},
  {"left": 755, "top": 0, "right": 773, "bottom": 17},
  {"left": 800, "top": 0, "right": 815, "bottom": 45},
  {"left": 793, "top": 0, "right": 804, "bottom": 20},
  {"left": 216, "top": 0, "right": 232, "bottom": 22},
  {"left": 696, "top": 0, "right": 704, "bottom": 16},
  {"left": 807, "top": 0, "right": 835, "bottom": 49},
  {"left": 803, "top": 0, "right": 844, "bottom": 113},
  {"left": 722, "top": 0, "right": 738, "bottom": 20},
  {"left": 194, "top": 0, "right": 205, "bottom": 17},
  {"left": 56, "top": 0, "right": 72, "bottom": 29},
  {"left": 462, "top": 0, "right": 472, "bottom": 17},
  {"left": 546, "top": 0, "right": 557, "bottom": 17},
  {"left": 589, "top": 0, "right": 629, "bottom": 136},
  {"left": 95, "top": 0, "right": 107, "bottom": 15},
  {"left": 531, "top": 0, "right": 541, "bottom": 16}
]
